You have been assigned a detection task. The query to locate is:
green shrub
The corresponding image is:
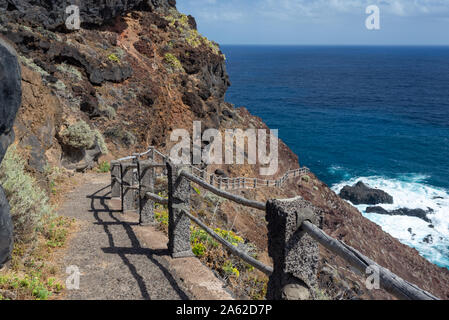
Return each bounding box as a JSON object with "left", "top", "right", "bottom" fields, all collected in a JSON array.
[
  {"left": 100, "top": 105, "right": 116, "bottom": 120},
  {"left": 164, "top": 53, "right": 184, "bottom": 72},
  {"left": 108, "top": 53, "right": 120, "bottom": 63},
  {"left": 0, "top": 146, "right": 53, "bottom": 243},
  {"left": 222, "top": 260, "right": 240, "bottom": 278},
  {"left": 104, "top": 128, "right": 137, "bottom": 147},
  {"left": 192, "top": 241, "right": 206, "bottom": 257},
  {"left": 94, "top": 130, "right": 108, "bottom": 155},
  {"left": 61, "top": 121, "right": 108, "bottom": 155},
  {"left": 97, "top": 161, "right": 110, "bottom": 173},
  {"left": 61, "top": 121, "right": 95, "bottom": 150}
]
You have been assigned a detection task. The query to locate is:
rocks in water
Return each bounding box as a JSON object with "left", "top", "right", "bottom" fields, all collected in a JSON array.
[
  {"left": 0, "top": 38, "right": 21, "bottom": 267},
  {"left": 423, "top": 235, "right": 433, "bottom": 244},
  {"left": 339, "top": 181, "right": 393, "bottom": 205},
  {"left": 366, "top": 206, "right": 433, "bottom": 223}
]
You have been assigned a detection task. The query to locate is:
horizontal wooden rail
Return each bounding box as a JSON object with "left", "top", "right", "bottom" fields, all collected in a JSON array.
[
  {"left": 111, "top": 149, "right": 438, "bottom": 300},
  {"left": 145, "top": 192, "right": 169, "bottom": 205},
  {"left": 180, "top": 170, "right": 266, "bottom": 211},
  {"left": 182, "top": 209, "right": 273, "bottom": 276},
  {"left": 301, "top": 221, "right": 439, "bottom": 300}
]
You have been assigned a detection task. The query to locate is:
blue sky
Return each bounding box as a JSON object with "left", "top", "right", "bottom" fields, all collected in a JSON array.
[{"left": 176, "top": 0, "right": 449, "bottom": 45}]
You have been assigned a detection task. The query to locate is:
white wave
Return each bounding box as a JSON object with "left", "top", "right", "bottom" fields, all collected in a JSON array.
[{"left": 331, "top": 175, "right": 449, "bottom": 269}]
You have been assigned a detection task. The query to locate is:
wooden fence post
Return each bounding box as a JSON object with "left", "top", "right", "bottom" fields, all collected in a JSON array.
[
  {"left": 121, "top": 163, "right": 136, "bottom": 212},
  {"left": 138, "top": 160, "right": 155, "bottom": 226},
  {"left": 265, "top": 197, "right": 320, "bottom": 300},
  {"left": 111, "top": 161, "right": 121, "bottom": 198},
  {"left": 167, "top": 161, "right": 193, "bottom": 258}
]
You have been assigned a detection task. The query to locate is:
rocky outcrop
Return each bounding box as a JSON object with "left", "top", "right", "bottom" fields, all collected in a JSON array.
[
  {"left": 1, "top": 1, "right": 448, "bottom": 301},
  {"left": 339, "top": 181, "right": 394, "bottom": 205},
  {"left": 0, "top": 38, "right": 21, "bottom": 267},
  {"left": 366, "top": 206, "right": 433, "bottom": 223},
  {"left": 0, "top": 0, "right": 176, "bottom": 30}
]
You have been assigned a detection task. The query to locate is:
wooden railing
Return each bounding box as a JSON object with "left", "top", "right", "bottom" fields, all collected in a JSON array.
[{"left": 110, "top": 147, "right": 439, "bottom": 300}]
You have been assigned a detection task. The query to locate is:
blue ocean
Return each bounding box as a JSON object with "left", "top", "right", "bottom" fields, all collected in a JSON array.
[{"left": 221, "top": 45, "right": 449, "bottom": 269}]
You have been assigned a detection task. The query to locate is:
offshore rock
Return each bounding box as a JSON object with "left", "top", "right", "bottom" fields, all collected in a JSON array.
[{"left": 339, "top": 181, "right": 394, "bottom": 205}]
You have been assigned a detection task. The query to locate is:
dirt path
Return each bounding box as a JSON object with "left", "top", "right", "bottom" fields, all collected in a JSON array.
[{"left": 58, "top": 173, "right": 232, "bottom": 300}]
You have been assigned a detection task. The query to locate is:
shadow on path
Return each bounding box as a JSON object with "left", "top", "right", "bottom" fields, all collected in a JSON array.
[{"left": 87, "top": 185, "right": 190, "bottom": 300}]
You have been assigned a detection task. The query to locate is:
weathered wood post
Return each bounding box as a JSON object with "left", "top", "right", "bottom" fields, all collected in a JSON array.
[
  {"left": 110, "top": 161, "right": 121, "bottom": 198},
  {"left": 266, "top": 197, "right": 320, "bottom": 300},
  {"left": 167, "top": 161, "right": 193, "bottom": 258},
  {"left": 138, "top": 160, "right": 155, "bottom": 225},
  {"left": 121, "top": 163, "right": 136, "bottom": 212}
]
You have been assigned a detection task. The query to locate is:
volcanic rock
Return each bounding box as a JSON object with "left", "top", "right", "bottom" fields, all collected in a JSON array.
[
  {"left": 0, "top": 38, "right": 21, "bottom": 267},
  {"left": 366, "top": 206, "right": 433, "bottom": 223},
  {"left": 339, "top": 181, "right": 393, "bottom": 205}
]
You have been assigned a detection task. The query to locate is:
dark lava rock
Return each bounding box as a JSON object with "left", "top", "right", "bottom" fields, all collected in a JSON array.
[
  {"left": 366, "top": 206, "right": 433, "bottom": 223},
  {"left": 0, "top": 0, "right": 176, "bottom": 30},
  {"left": 0, "top": 188, "right": 14, "bottom": 268},
  {"left": 339, "top": 181, "right": 393, "bottom": 205},
  {"left": 0, "top": 38, "right": 21, "bottom": 267},
  {"left": 214, "top": 169, "right": 227, "bottom": 177},
  {"left": 423, "top": 235, "right": 433, "bottom": 244}
]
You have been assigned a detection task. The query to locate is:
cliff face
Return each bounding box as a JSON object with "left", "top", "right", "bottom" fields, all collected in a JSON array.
[
  {"left": 1, "top": 2, "right": 448, "bottom": 299},
  {"left": 0, "top": 38, "right": 21, "bottom": 267}
]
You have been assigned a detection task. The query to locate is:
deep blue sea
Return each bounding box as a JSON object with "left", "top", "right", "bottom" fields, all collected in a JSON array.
[{"left": 221, "top": 45, "right": 449, "bottom": 269}]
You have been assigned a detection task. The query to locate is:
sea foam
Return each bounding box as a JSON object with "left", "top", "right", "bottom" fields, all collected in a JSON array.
[{"left": 331, "top": 175, "right": 449, "bottom": 269}]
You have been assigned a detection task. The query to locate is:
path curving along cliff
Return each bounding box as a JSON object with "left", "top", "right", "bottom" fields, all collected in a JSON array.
[
  {"left": 58, "top": 173, "right": 232, "bottom": 300},
  {"left": 1, "top": 0, "right": 448, "bottom": 300}
]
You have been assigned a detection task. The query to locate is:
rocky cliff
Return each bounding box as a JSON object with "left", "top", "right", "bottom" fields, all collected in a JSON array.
[
  {"left": 0, "top": 37, "right": 21, "bottom": 267},
  {"left": 1, "top": 1, "right": 448, "bottom": 299}
]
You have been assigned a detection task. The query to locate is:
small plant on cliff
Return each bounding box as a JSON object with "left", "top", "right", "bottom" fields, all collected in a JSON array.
[
  {"left": 164, "top": 10, "right": 223, "bottom": 58},
  {"left": 61, "top": 121, "right": 95, "bottom": 150},
  {"left": 61, "top": 121, "right": 108, "bottom": 155},
  {"left": 108, "top": 53, "right": 120, "bottom": 63},
  {"left": 164, "top": 53, "right": 184, "bottom": 73},
  {"left": 94, "top": 129, "right": 108, "bottom": 155},
  {"left": 97, "top": 161, "right": 110, "bottom": 173}
]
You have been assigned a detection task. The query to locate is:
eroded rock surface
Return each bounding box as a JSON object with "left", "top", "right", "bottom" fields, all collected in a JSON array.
[
  {"left": 339, "top": 181, "right": 394, "bottom": 205},
  {"left": 366, "top": 206, "right": 433, "bottom": 223},
  {"left": 0, "top": 38, "right": 21, "bottom": 267}
]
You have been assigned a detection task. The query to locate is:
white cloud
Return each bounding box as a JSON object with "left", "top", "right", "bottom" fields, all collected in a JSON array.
[{"left": 178, "top": 0, "right": 449, "bottom": 21}]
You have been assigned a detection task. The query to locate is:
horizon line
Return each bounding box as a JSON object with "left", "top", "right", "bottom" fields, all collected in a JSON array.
[{"left": 219, "top": 43, "right": 449, "bottom": 47}]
